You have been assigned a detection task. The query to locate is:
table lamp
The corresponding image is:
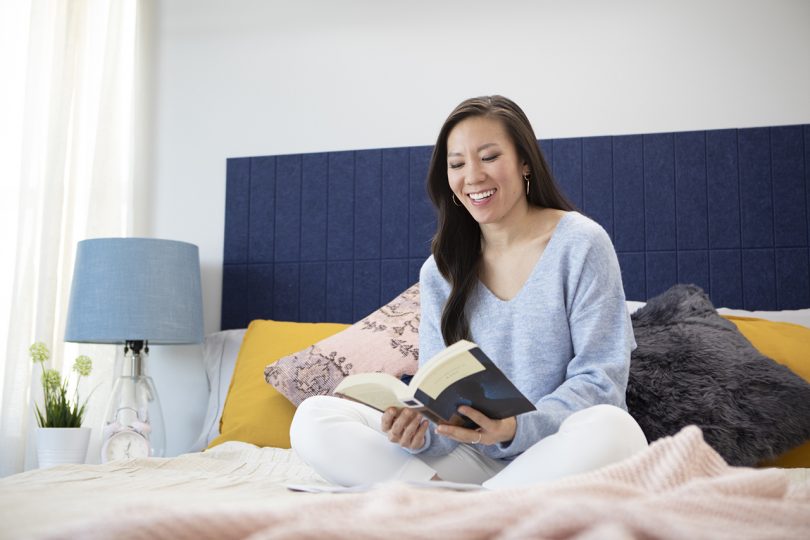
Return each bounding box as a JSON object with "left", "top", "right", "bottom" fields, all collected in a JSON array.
[{"left": 64, "top": 238, "right": 204, "bottom": 461}]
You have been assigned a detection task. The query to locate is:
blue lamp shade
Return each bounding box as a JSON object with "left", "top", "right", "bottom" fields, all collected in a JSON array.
[{"left": 65, "top": 238, "right": 204, "bottom": 344}]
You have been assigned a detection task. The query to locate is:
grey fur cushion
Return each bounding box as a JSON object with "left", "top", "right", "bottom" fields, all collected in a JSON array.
[{"left": 626, "top": 284, "right": 810, "bottom": 466}]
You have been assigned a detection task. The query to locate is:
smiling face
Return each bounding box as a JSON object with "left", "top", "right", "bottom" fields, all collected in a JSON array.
[{"left": 446, "top": 115, "right": 530, "bottom": 226}]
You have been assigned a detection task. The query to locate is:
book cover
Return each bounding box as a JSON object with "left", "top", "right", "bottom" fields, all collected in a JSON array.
[{"left": 413, "top": 347, "right": 536, "bottom": 428}]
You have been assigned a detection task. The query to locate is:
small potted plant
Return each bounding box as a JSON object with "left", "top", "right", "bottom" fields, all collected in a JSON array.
[{"left": 30, "top": 342, "right": 94, "bottom": 468}]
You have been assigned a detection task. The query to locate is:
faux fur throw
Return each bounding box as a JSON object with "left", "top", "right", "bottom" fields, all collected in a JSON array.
[{"left": 626, "top": 284, "right": 810, "bottom": 466}]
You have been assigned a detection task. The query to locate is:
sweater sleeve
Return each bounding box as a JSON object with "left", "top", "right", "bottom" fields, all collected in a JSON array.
[
  {"left": 481, "top": 224, "right": 635, "bottom": 460},
  {"left": 405, "top": 256, "right": 461, "bottom": 457}
]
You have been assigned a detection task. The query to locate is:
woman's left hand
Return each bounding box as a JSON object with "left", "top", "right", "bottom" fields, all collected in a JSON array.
[{"left": 436, "top": 406, "right": 517, "bottom": 445}]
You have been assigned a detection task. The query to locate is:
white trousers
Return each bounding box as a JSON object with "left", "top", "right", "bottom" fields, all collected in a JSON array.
[{"left": 290, "top": 396, "right": 648, "bottom": 489}]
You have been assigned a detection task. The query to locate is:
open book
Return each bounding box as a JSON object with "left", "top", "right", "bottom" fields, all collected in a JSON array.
[{"left": 333, "top": 340, "right": 535, "bottom": 428}]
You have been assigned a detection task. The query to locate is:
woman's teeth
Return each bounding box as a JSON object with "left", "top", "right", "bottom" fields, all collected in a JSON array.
[{"left": 469, "top": 189, "right": 496, "bottom": 201}]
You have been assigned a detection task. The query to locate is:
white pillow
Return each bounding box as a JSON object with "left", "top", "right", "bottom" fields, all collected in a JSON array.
[
  {"left": 190, "top": 328, "right": 247, "bottom": 451},
  {"left": 625, "top": 300, "right": 810, "bottom": 329},
  {"left": 625, "top": 300, "right": 647, "bottom": 315}
]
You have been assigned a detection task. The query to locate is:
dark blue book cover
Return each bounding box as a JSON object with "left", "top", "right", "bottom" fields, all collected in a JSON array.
[{"left": 413, "top": 346, "right": 535, "bottom": 428}]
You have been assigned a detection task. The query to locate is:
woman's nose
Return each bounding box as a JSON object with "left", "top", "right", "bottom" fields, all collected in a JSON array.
[{"left": 466, "top": 160, "right": 485, "bottom": 184}]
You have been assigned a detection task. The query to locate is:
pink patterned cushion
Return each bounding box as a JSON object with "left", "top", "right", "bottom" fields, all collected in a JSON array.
[{"left": 264, "top": 284, "right": 420, "bottom": 406}]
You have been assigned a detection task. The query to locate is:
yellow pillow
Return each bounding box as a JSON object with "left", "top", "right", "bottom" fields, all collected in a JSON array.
[
  {"left": 722, "top": 315, "right": 810, "bottom": 468},
  {"left": 723, "top": 316, "right": 810, "bottom": 381},
  {"left": 208, "top": 319, "right": 349, "bottom": 449}
]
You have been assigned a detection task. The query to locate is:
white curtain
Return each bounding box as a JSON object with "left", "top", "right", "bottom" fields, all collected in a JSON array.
[{"left": 0, "top": 0, "right": 140, "bottom": 475}]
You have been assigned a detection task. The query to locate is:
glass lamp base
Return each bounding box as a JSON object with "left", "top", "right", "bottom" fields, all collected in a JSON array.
[{"left": 103, "top": 374, "right": 165, "bottom": 459}]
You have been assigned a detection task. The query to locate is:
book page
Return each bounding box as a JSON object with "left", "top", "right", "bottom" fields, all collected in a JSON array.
[
  {"left": 334, "top": 373, "right": 408, "bottom": 413},
  {"left": 414, "top": 350, "right": 485, "bottom": 399},
  {"left": 410, "top": 339, "right": 477, "bottom": 391}
]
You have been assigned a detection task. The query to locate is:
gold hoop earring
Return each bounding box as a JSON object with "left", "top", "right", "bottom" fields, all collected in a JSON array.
[
  {"left": 523, "top": 173, "right": 531, "bottom": 196},
  {"left": 451, "top": 194, "right": 462, "bottom": 207}
]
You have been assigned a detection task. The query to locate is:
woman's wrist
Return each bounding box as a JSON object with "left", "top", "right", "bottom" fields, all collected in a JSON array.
[{"left": 497, "top": 416, "right": 517, "bottom": 444}]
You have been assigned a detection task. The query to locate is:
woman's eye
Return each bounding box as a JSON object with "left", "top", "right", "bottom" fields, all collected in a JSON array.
[
  {"left": 482, "top": 154, "right": 500, "bottom": 162},
  {"left": 448, "top": 162, "right": 464, "bottom": 170}
]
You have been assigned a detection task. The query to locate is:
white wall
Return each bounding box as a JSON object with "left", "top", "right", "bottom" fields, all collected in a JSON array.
[{"left": 145, "top": 0, "right": 810, "bottom": 455}]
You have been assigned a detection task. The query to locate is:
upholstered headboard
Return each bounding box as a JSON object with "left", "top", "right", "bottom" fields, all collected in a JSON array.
[{"left": 221, "top": 125, "right": 810, "bottom": 330}]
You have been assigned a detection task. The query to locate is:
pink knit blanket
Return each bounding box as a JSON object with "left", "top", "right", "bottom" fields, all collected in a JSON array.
[{"left": 53, "top": 426, "right": 809, "bottom": 540}]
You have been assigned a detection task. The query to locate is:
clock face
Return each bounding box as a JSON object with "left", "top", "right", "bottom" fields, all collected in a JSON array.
[{"left": 101, "top": 429, "right": 150, "bottom": 463}]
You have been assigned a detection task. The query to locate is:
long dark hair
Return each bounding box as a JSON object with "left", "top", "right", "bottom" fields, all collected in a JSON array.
[{"left": 426, "top": 95, "right": 574, "bottom": 345}]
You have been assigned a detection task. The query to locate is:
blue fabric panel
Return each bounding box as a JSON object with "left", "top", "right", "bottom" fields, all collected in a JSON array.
[
  {"left": 299, "top": 262, "right": 327, "bottom": 322},
  {"left": 776, "top": 249, "right": 810, "bottom": 309},
  {"left": 355, "top": 150, "right": 382, "bottom": 260},
  {"left": 675, "top": 132, "right": 708, "bottom": 249},
  {"left": 706, "top": 130, "right": 741, "bottom": 249},
  {"left": 224, "top": 158, "right": 250, "bottom": 264},
  {"left": 710, "top": 250, "right": 743, "bottom": 308},
  {"left": 613, "top": 135, "right": 645, "bottom": 252},
  {"left": 677, "top": 251, "right": 710, "bottom": 293},
  {"left": 409, "top": 146, "right": 434, "bottom": 258},
  {"left": 381, "top": 148, "right": 410, "bottom": 258},
  {"left": 354, "top": 260, "right": 381, "bottom": 320},
  {"left": 644, "top": 134, "right": 676, "bottom": 250},
  {"left": 327, "top": 152, "right": 354, "bottom": 260},
  {"left": 582, "top": 137, "right": 613, "bottom": 237},
  {"left": 326, "top": 261, "right": 353, "bottom": 323},
  {"left": 272, "top": 263, "right": 299, "bottom": 321},
  {"left": 772, "top": 126, "right": 807, "bottom": 247},
  {"left": 274, "top": 156, "right": 301, "bottom": 263},
  {"left": 301, "top": 153, "right": 328, "bottom": 262},
  {"left": 806, "top": 126, "right": 810, "bottom": 246},
  {"left": 223, "top": 124, "right": 809, "bottom": 328},
  {"left": 646, "top": 251, "right": 677, "bottom": 299},
  {"left": 245, "top": 264, "right": 273, "bottom": 322},
  {"left": 618, "top": 253, "right": 645, "bottom": 301},
  {"left": 539, "top": 139, "right": 553, "bottom": 169},
  {"left": 553, "top": 138, "right": 582, "bottom": 209},
  {"left": 742, "top": 249, "right": 777, "bottom": 310},
  {"left": 739, "top": 128, "right": 774, "bottom": 248},
  {"left": 409, "top": 258, "right": 424, "bottom": 288},
  {"left": 381, "top": 259, "right": 410, "bottom": 303},
  {"left": 248, "top": 157, "right": 276, "bottom": 264},
  {"left": 221, "top": 264, "right": 248, "bottom": 330}
]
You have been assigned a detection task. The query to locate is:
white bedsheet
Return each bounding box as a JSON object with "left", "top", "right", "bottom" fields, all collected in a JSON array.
[
  {"left": 22, "top": 428, "right": 810, "bottom": 540},
  {"left": 0, "top": 442, "right": 327, "bottom": 539},
  {"left": 0, "top": 434, "right": 807, "bottom": 539}
]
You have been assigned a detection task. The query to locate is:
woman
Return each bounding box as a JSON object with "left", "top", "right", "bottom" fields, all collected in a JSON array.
[{"left": 291, "top": 96, "right": 647, "bottom": 489}]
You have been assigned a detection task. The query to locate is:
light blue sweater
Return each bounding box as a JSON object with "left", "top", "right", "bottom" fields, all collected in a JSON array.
[{"left": 415, "top": 211, "right": 635, "bottom": 460}]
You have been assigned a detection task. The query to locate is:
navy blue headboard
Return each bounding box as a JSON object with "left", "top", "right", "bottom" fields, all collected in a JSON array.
[{"left": 222, "top": 125, "right": 810, "bottom": 330}]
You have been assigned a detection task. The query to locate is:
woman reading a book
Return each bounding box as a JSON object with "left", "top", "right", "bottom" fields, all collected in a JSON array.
[{"left": 291, "top": 95, "right": 648, "bottom": 488}]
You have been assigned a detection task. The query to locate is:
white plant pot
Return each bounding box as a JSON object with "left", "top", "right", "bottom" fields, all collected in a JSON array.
[{"left": 35, "top": 427, "right": 91, "bottom": 469}]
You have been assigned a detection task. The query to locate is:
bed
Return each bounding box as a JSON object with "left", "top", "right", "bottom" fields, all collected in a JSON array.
[{"left": 2, "top": 125, "right": 809, "bottom": 539}]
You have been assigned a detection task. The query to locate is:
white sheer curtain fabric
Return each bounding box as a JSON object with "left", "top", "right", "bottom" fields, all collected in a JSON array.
[{"left": 0, "top": 0, "right": 138, "bottom": 475}]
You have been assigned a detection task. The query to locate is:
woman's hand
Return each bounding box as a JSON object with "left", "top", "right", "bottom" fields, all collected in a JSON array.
[
  {"left": 381, "top": 407, "right": 429, "bottom": 451},
  {"left": 436, "top": 406, "right": 516, "bottom": 446}
]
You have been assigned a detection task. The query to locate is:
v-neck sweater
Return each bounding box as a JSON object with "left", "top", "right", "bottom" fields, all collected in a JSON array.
[{"left": 415, "top": 211, "right": 636, "bottom": 460}]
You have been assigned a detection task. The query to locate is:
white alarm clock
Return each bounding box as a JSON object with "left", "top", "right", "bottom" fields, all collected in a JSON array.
[{"left": 101, "top": 429, "right": 150, "bottom": 462}]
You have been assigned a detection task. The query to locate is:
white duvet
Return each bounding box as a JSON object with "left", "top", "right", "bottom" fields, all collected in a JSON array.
[{"left": 0, "top": 442, "right": 327, "bottom": 539}]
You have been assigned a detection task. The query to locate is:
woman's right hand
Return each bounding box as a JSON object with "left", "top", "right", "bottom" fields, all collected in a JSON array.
[{"left": 381, "top": 407, "right": 429, "bottom": 451}]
